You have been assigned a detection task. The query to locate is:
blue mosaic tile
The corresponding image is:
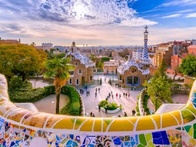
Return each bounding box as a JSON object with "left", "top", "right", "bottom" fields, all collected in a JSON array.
[
  {"left": 152, "top": 131, "right": 170, "bottom": 145},
  {"left": 112, "top": 136, "right": 122, "bottom": 145},
  {"left": 192, "top": 95, "right": 196, "bottom": 108}
]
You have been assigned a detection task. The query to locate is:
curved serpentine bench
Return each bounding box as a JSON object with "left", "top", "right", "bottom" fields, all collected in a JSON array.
[{"left": 0, "top": 74, "right": 196, "bottom": 146}]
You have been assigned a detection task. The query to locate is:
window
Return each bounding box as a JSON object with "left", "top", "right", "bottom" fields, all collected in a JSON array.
[
  {"left": 76, "top": 79, "right": 79, "bottom": 85},
  {"left": 120, "top": 75, "right": 122, "bottom": 80},
  {"left": 90, "top": 76, "right": 92, "bottom": 81},
  {"left": 78, "top": 69, "right": 82, "bottom": 74},
  {"left": 127, "top": 76, "right": 139, "bottom": 86},
  {"left": 75, "top": 62, "right": 78, "bottom": 66},
  {"left": 69, "top": 71, "right": 74, "bottom": 75},
  {"left": 69, "top": 78, "right": 72, "bottom": 84}
]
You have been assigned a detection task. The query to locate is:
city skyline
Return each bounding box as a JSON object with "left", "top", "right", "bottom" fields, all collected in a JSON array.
[{"left": 0, "top": 0, "right": 196, "bottom": 46}]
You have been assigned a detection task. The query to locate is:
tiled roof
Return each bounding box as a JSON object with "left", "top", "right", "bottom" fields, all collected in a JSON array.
[
  {"left": 117, "top": 59, "right": 150, "bottom": 75},
  {"left": 66, "top": 52, "right": 95, "bottom": 68}
]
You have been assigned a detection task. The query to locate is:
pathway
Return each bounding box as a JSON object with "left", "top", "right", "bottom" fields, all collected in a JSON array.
[{"left": 33, "top": 94, "right": 69, "bottom": 114}]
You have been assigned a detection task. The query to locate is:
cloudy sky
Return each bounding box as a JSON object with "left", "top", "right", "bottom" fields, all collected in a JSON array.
[{"left": 0, "top": 0, "right": 196, "bottom": 46}]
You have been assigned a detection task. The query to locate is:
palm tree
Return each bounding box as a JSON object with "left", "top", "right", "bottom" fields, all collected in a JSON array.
[{"left": 44, "top": 57, "right": 74, "bottom": 114}]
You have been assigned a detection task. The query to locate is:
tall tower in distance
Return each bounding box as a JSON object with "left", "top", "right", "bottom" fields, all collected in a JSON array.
[{"left": 141, "top": 25, "right": 150, "bottom": 64}]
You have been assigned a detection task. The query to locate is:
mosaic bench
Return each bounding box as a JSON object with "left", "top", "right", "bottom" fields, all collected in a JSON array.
[{"left": 0, "top": 74, "right": 196, "bottom": 146}]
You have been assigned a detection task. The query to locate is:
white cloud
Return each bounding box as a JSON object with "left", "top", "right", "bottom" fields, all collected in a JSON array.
[
  {"left": 160, "top": 0, "right": 196, "bottom": 7},
  {"left": 162, "top": 14, "right": 181, "bottom": 19},
  {"left": 186, "top": 13, "right": 196, "bottom": 18},
  {"left": 120, "top": 17, "right": 158, "bottom": 27}
]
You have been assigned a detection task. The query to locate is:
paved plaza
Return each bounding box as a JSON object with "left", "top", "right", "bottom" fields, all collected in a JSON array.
[
  {"left": 29, "top": 74, "right": 189, "bottom": 117},
  {"left": 81, "top": 74, "right": 141, "bottom": 117}
]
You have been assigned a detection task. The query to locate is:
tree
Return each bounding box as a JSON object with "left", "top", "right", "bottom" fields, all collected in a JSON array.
[
  {"left": 144, "top": 76, "right": 173, "bottom": 110},
  {"left": 44, "top": 57, "right": 74, "bottom": 114},
  {"left": 144, "top": 62, "right": 173, "bottom": 111},
  {"left": 180, "top": 55, "right": 196, "bottom": 77},
  {"left": 173, "top": 65, "right": 180, "bottom": 80},
  {"left": 0, "top": 44, "right": 47, "bottom": 81}
]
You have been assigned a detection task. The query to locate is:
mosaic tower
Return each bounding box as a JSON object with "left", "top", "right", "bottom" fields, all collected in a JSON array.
[{"left": 141, "top": 26, "right": 150, "bottom": 64}]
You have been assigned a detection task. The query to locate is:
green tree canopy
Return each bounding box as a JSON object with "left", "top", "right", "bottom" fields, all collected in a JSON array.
[
  {"left": 44, "top": 57, "right": 74, "bottom": 114},
  {"left": 0, "top": 44, "right": 47, "bottom": 81},
  {"left": 180, "top": 54, "right": 196, "bottom": 77},
  {"left": 144, "top": 62, "right": 173, "bottom": 111}
]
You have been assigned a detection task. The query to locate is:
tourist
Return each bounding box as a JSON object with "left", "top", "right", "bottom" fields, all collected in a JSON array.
[
  {"left": 98, "top": 105, "right": 101, "bottom": 112},
  {"left": 124, "top": 112, "right": 127, "bottom": 117}
]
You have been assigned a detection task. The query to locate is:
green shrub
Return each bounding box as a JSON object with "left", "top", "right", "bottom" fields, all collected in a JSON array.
[
  {"left": 106, "top": 102, "right": 118, "bottom": 110},
  {"left": 10, "top": 88, "right": 45, "bottom": 102},
  {"left": 10, "top": 82, "right": 82, "bottom": 116},
  {"left": 44, "top": 86, "right": 55, "bottom": 95},
  {"left": 98, "top": 100, "right": 119, "bottom": 110},
  {"left": 99, "top": 100, "right": 108, "bottom": 107},
  {"left": 60, "top": 85, "right": 81, "bottom": 116},
  {"left": 8, "top": 76, "right": 32, "bottom": 93}
]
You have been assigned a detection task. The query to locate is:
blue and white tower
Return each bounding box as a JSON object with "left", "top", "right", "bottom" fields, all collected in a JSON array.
[{"left": 141, "top": 26, "right": 150, "bottom": 64}]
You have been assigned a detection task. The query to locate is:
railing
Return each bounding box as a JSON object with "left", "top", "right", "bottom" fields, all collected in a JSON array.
[{"left": 0, "top": 74, "right": 196, "bottom": 146}]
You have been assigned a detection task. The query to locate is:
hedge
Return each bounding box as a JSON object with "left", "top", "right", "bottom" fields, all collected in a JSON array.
[
  {"left": 60, "top": 86, "right": 81, "bottom": 116},
  {"left": 98, "top": 100, "right": 119, "bottom": 110},
  {"left": 10, "top": 85, "right": 82, "bottom": 116}
]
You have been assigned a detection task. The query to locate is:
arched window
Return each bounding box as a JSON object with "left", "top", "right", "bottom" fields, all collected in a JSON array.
[
  {"left": 69, "top": 78, "right": 72, "bottom": 84},
  {"left": 76, "top": 79, "right": 79, "bottom": 85}
]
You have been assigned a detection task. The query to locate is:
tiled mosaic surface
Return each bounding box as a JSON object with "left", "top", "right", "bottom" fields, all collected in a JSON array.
[
  {"left": 0, "top": 118, "right": 196, "bottom": 146},
  {"left": 0, "top": 74, "right": 196, "bottom": 146}
]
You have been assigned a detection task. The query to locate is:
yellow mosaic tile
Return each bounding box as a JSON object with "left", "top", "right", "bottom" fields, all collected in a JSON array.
[
  {"left": 53, "top": 117, "right": 74, "bottom": 129},
  {"left": 80, "top": 119, "right": 94, "bottom": 131},
  {"left": 151, "top": 115, "right": 161, "bottom": 129},
  {"left": 136, "top": 116, "right": 155, "bottom": 131},
  {"left": 162, "top": 113, "right": 179, "bottom": 128},
  {"left": 170, "top": 111, "right": 182, "bottom": 125},
  {"left": 108, "top": 119, "right": 134, "bottom": 132},
  {"left": 73, "top": 117, "right": 87, "bottom": 130},
  {"left": 93, "top": 118, "right": 102, "bottom": 132}
]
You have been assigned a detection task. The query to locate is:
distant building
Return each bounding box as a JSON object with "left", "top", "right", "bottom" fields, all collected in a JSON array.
[
  {"left": 117, "top": 26, "right": 151, "bottom": 88},
  {"left": 42, "top": 43, "right": 53, "bottom": 51},
  {"left": 154, "top": 43, "right": 173, "bottom": 67},
  {"left": 0, "top": 37, "right": 20, "bottom": 44},
  {"left": 53, "top": 46, "right": 69, "bottom": 53},
  {"left": 66, "top": 42, "right": 95, "bottom": 86},
  {"left": 132, "top": 48, "right": 143, "bottom": 61},
  {"left": 188, "top": 45, "right": 196, "bottom": 56},
  {"left": 166, "top": 53, "right": 187, "bottom": 75},
  {"left": 103, "top": 60, "right": 120, "bottom": 74},
  {"left": 191, "top": 39, "right": 196, "bottom": 45}
]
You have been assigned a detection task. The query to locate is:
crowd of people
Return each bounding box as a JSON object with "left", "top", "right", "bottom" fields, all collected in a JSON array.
[{"left": 78, "top": 78, "right": 136, "bottom": 118}]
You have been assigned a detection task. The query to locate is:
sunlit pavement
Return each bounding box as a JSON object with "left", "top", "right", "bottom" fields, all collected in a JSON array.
[{"left": 79, "top": 74, "right": 141, "bottom": 117}]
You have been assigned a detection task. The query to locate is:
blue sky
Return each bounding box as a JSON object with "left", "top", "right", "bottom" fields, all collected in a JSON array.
[{"left": 0, "top": 0, "right": 196, "bottom": 46}]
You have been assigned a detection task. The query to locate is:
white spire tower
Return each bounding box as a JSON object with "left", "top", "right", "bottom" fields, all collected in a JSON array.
[{"left": 141, "top": 26, "right": 150, "bottom": 64}]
